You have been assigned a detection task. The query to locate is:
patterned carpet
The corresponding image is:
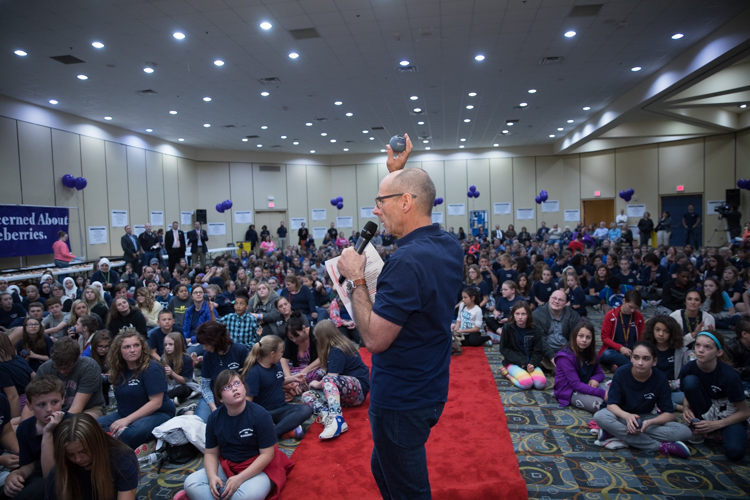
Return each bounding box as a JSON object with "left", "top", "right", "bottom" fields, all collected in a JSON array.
[{"left": 133, "top": 306, "right": 750, "bottom": 499}]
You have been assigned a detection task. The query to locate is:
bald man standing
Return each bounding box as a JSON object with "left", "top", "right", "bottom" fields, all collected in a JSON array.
[{"left": 338, "top": 134, "right": 463, "bottom": 500}]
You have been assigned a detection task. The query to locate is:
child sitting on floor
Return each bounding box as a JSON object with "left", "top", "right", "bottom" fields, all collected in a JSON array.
[
  {"left": 498, "top": 302, "right": 547, "bottom": 390},
  {"left": 641, "top": 316, "right": 691, "bottom": 408},
  {"left": 452, "top": 288, "right": 490, "bottom": 347},
  {"left": 241, "top": 335, "right": 312, "bottom": 441},
  {"left": 301, "top": 321, "right": 370, "bottom": 440},
  {"left": 553, "top": 322, "right": 606, "bottom": 413},
  {"left": 162, "top": 331, "right": 197, "bottom": 405}
]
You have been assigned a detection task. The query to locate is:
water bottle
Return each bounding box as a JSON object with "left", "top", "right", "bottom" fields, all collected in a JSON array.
[{"left": 138, "top": 452, "right": 165, "bottom": 467}]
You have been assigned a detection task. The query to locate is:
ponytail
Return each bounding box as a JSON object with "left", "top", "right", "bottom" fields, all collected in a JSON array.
[{"left": 240, "top": 335, "right": 284, "bottom": 378}]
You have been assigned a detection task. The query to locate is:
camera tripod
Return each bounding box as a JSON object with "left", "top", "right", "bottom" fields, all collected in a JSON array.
[{"left": 706, "top": 217, "right": 730, "bottom": 246}]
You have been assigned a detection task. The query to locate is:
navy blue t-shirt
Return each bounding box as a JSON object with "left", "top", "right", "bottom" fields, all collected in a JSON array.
[
  {"left": 531, "top": 281, "right": 554, "bottom": 303},
  {"left": 205, "top": 402, "right": 276, "bottom": 463},
  {"left": 0, "top": 394, "right": 10, "bottom": 454},
  {"left": 113, "top": 360, "right": 175, "bottom": 417},
  {"left": 327, "top": 347, "right": 370, "bottom": 394},
  {"left": 616, "top": 270, "right": 639, "bottom": 288},
  {"left": 568, "top": 287, "right": 587, "bottom": 316},
  {"left": 0, "top": 304, "right": 27, "bottom": 328},
  {"left": 607, "top": 364, "right": 674, "bottom": 414},
  {"left": 655, "top": 347, "right": 676, "bottom": 380},
  {"left": 0, "top": 356, "right": 34, "bottom": 395},
  {"left": 45, "top": 445, "right": 139, "bottom": 500},
  {"left": 678, "top": 360, "right": 744, "bottom": 403},
  {"left": 169, "top": 353, "right": 194, "bottom": 381},
  {"left": 641, "top": 265, "right": 669, "bottom": 287},
  {"left": 202, "top": 342, "right": 250, "bottom": 390},
  {"left": 15, "top": 336, "right": 54, "bottom": 372},
  {"left": 371, "top": 225, "right": 463, "bottom": 410},
  {"left": 18, "top": 411, "right": 70, "bottom": 467},
  {"left": 147, "top": 326, "right": 182, "bottom": 357},
  {"left": 612, "top": 313, "right": 637, "bottom": 349},
  {"left": 245, "top": 362, "right": 286, "bottom": 411},
  {"left": 495, "top": 268, "right": 518, "bottom": 286},
  {"left": 497, "top": 294, "right": 525, "bottom": 318}
]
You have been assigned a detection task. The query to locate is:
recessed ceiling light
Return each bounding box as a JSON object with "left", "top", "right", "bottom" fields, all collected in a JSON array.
[
  {"left": 77, "top": 74, "right": 88, "bottom": 80},
  {"left": 288, "top": 52, "right": 299, "bottom": 59},
  {"left": 92, "top": 42, "right": 104, "bottom": 49},
  {"left": 343, "top": 148, "right": 349, "bottom": 151},
  {"left": 173, "top": 32, "right": 185, "bottom": 40},
  {"left": 257, "top": 144, "right": 262, "bottom": 147},
  {"left": 293, "top": 141, "right": 299, "bottom": 145},
  {"left": 414, "top": 108, "right": 422, "bottom": 112},
  {"left": 502, "top": 130, "right": 509, "bottom": 134},
  {"left": 203, "top": 123, "right": 210, "bottom": 128},
  {"left": 362, "top": 130, "right": 369, "bottom": 134},
  {"left": 425, "top": 147, "right": 431, "bottom": 150},
  {"left": 506, "top": 122, "right": 514, "bottom": 126},
  {"left": 494, "top": 144, "right": 499, "bottom": 147},
  {"left": 143, "top": 67, "right": 154, "bottom": 73},
  {"left": 557, "top": 127, "right": 563, "bottom": 131},
  {"left": 261, "top": 125, "right": 268, "bottom": 129},
  {"left": 410, "top": 96, "right": 418, "bottom": 100},
  {"left": 567, "top": 119, "right": 574, "bottom": 123},
  {"left": 564, "top": 31, "right": 576, "bottom": 38},
  {"left": 310, "top": 150, "right": 315, "bottom": 153},
  {"left": 281, "top": 135, "right": 287, "bottom": 139},
  {"left": 321, "top": 132, "right": 327, "bottom": 136},
  {"left": 672, "top": 33, "right": 684, "bottom": 40},
  {"left": 468, "top": 92, "right": 477, "bottom": 97},
  {"left": 345, "top": 112, "right": 353, "bottom": 117},
  {"left": 466, "top": 105, "right": 474, "bottom": 110},
  {"left": 369, "top": 137, "right": 374, "bottom": 140},
  {"left": 474, "top": 54, "right": 485, "bottom": 61},
  {"left": 306, "top": 122, "right": 313, "bottom": 126},
  {"left": 334, "top": 101, "right": 342, "bottom": 106},
  {"left": 631, "top": 66, "right": 642, "bottom": 72},
  {"left": 399, "top": 60, "right": 410, "bottom": 66},
  {"left": 146, "top": 129, "right": 153, "bottom": 132},
  {"left": 104, "top": 116, "right": 112, "bottom": 120},
  {"left": 519, "top": 102, "right": 528, "bottom": 107},
  {"left": 260, "top": 91, "right": 269, "bottom": 96},
  {"left": 330, "top": 139, "right": 336, "bottom": 143},
  {"left": 740, "top": 104, "right": 747, "bottom": 109},
  {"left": 169, "top": 110, "right": 177, "bottom": 115},
  {"left": 549, "top": 134, "right": 556, "bottom": 138},
  {"left": 583, "top": 106, "right": 591, "bottom": 110},
  {"left": 49, "top": 99, "right": 58, "bottom": 105},
  {"left": 242, "top": 138, "right": 248, "bottom": 142},
  {"left": 423, "top": 140, "right": 429, "bottom": 143},
  {"left": 528, "top": 89, "right": 537, "bottom": 94},
  {"left": 418, "top": 121, "right": 425, "bottom": 125},
  {"left": 214, "top": 60, "right": 224, "bottom": 66},
  {"left": 464, "top": 119, "right": 471, "bottom": 123},
  {"left": 203, "top": 97, "right": 212, "bottom": 101},
  {"left": 260, "top": 22, "right": 272, "bottom": 30},
  {"left": 460, "top": 138, "right": 466, "bottom": 142},
  {"left": 178, "top": 138, "right": 184, "bottom": 141},
  {"left": 14, "top": 50, "right": 27, "bottom": 56},
  {"left": 459, "top": 145, "right": 465, "bottom": 148}
]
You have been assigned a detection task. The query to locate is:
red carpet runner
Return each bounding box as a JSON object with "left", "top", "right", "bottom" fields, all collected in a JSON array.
[{"left": 282, "top": 347, "right": 528, "bottom": 500}]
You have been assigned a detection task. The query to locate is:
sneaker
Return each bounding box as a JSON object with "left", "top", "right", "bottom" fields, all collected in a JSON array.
[
  {"left": 174, "top": 491, "right": 189, "bottom": 500},
  {"left": 588, "top": 420, "right": 600, "bottom": 435},
  {"left": 319, "top": 414, "right": 348, "bottom": 440},
  {"left": 602, "top": 439, "right": 627, "bottom": 450},
  {"left": 597, "top": 429, "right": 614, "bottom": 442},
  {"left": 173, "top": 397, "right": 180, "bottom": 407},
  {"left": 294, "top": 425, "right": 306, "bottom": 440},
  {"left": 177, "top": 402, "right": 197, "bottom": 416},
  {"left": 188, "top": 389, "right": 200, "bottom": 399},
  {"left": 659, "top": 441, "right": 690, "bottom": 459},
  {"left": 687, "top": 434, "right": 705, "bottom": 445}
]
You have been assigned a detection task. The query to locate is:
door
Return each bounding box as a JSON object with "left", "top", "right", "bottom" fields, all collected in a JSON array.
[
  {"left": 253, "top": 211, "right": 287, "bottom": 248},
  {"left": 660, "top": 195, "right": 702, "bottom": 247},
  {"left": 582, "top": 199, "right": 614, "bottom": 230},
  {"left": 470, "top": 210, "right": 488, "bottom": 236}
]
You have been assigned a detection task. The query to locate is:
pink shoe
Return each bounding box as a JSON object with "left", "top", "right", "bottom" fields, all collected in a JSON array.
[{"left": 174, "top": 491, "right": 189, "bottom": 500}]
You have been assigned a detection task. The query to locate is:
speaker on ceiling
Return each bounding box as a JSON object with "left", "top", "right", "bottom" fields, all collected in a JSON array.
[
  {"left": 195, "top": 209, "right": 207, "bottom": 224},
  {"left": 726, "top": 189, "right": 740, "bottom": 207}
]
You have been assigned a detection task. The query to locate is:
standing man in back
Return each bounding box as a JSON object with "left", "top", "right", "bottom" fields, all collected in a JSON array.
[
  {"left": 165, "top": 221, "right": 185, "bottom": 272},
  {"left": 682, "top": 205, "right": 701, "bottom": 249},
  {"left": 338, "top": 134, "right": 463, "bottom": 500},
  {"left": 276, "top": 221, "right": 288, "bottom": 251},
  {"left": 187, "top": 221, "right": 209, "bottom": 269},
  {"left": 121, "top": 225, "right": 142, "bottom": 275}
]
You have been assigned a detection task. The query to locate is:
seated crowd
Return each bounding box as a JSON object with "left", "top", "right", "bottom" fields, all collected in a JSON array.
[{"left": 0, "top": 216, "right": 749, "bottom": 498}]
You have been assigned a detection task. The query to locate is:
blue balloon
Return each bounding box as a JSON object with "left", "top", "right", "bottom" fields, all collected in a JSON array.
[
  {"left": 337, "top": 196, "right": 343, "bottom": 203},
  {"left": 540, "top": 191, "right": 548, "bottom": 202},
  {"left": 336, "top": 201, "right": 343, "bottom": 209},
  {"left": 330, "top": 198, "right": 336, "bottom": 206},
  {"left": 474, "top": 191, "right": 480, "bottom": 198},
  {"left": 628, "top": 188, "right": 635, "bottom": 195},
  {"left": 62, "top": 174, "right": 76, "bottom": 188},
  {"left": 216, "top": 203, "right": 224, "bottom": 213},
  {"left": 225, "top": 200, "right": 233, "bottom": 209},
  {"left": 739, "top": 179, "right": 749, "bottom": 190},
  {"left": 469, "top": 185, "right": 476, "bottom": 192},
  {"left": 535, "top": 195, "right": 541, "bottom": 204},
  {"left": 74, "top": 177, "right": 87, "bottom": 190},
  {"left": 437, "top": 197, "right": 443, "bottom": 205}
]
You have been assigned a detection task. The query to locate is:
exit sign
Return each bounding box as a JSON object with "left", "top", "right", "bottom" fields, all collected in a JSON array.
[
  {"left": 676, "top": 185, "right": 684, "bottom": 192},
  {"left": 268, "top": 202, "right": 275, "bottom": 208},
  {"left": 594, "top": 191, "right": 601, "bottom": 197}
]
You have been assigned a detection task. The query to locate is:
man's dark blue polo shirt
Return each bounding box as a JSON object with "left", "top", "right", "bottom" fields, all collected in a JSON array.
[{"left": 371, "top": 224, "right": 463, "bottom": 411}]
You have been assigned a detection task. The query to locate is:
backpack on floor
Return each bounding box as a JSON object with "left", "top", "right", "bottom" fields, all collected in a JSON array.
[{"left": 157, "top": 442, "right": 199, "bottom": 473}]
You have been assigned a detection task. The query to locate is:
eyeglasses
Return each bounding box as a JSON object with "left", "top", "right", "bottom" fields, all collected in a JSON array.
[
  {"left": 221, "top": 380, "right": 243, "bottom": 392},
  {"left": 26, "top": 323, "right": 40, "bottom": 328},
  {"left": 96, "top": 345, "right": 110, "bottom": 350},
  {"left": 375, "top": 193, "right": 417, "bottom": 208}
]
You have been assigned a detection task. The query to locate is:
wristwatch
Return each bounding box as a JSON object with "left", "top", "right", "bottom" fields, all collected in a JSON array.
[{"left": 345, "top": 278, "right": 367, "bottom": 294}]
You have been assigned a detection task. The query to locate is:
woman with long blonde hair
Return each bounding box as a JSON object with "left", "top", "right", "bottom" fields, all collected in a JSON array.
[
  {"left": 134, "top": 287, "right": 162, "bottom": 328},
  {"left": 162, "top": 331, "right": 196, "bottom": 404},
  {"left": 240, "top": 335, "right": 311, "bottom": 440},
  {"left": 45, "top": 412, "right": 138, "bottom": 500},
  {"left": 96, "top": 329, "right": 175, "bottom": 452},
  {"left": 300, "top": 321, "right": 369, "bottom": 440}
]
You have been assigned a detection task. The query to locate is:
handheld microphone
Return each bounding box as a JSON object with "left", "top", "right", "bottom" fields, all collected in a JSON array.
[{"left": 338, "top": 221, "right": 379, "bottom": 284}]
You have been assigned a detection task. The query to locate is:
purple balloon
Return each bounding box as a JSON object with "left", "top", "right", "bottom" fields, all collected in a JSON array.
[
  {"left": 467, "top": 191, "right": 473, "bottom": 198},
  {"left": 336, "top": 201, "right": 344, "bottom": 209},
  {"left": 337, "top": 196, "right": 343, "bottom": 203},
  {"left": 62, "top": 174, "right": 76, "bottom": 188},
  {"left": 437, "top": 197, "right": 443, "bottom": 205},
  {"left": 540, "top": 191, "right": 548, "bottom": 202},
  {"left": 330, "top": 198, "right": 337, "bottom": 206},
  {"left": 225, "top": 200, "right": 233, "bottom": 209},
  {"left": 627, "top": 188, "right": 635, "bottom": 195},
  {"left": 469, "top": 185, "right": 476, "bottom": 192},
  {"left": 535, "top": 196, "right": 541, "bottom": 204},
  {"left": 74, "top": 177, "right": 87, "bottom": 190},
  {"left": 216, "top": 203, "right": 224, "bottom": 213},
  {"left": 738, "top": 179, "right": 749, "bottom": 190}
]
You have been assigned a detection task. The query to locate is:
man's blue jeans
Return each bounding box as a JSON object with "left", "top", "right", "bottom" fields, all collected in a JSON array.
[
  {"left": 369, "top": 402, "right": 444, "bottom": 500},
  {"left": 599, "top": 348, "right": 630, "bottom": 368},
  {"left": 97, "top": 411, "right": 172, "bottom": 449}
]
